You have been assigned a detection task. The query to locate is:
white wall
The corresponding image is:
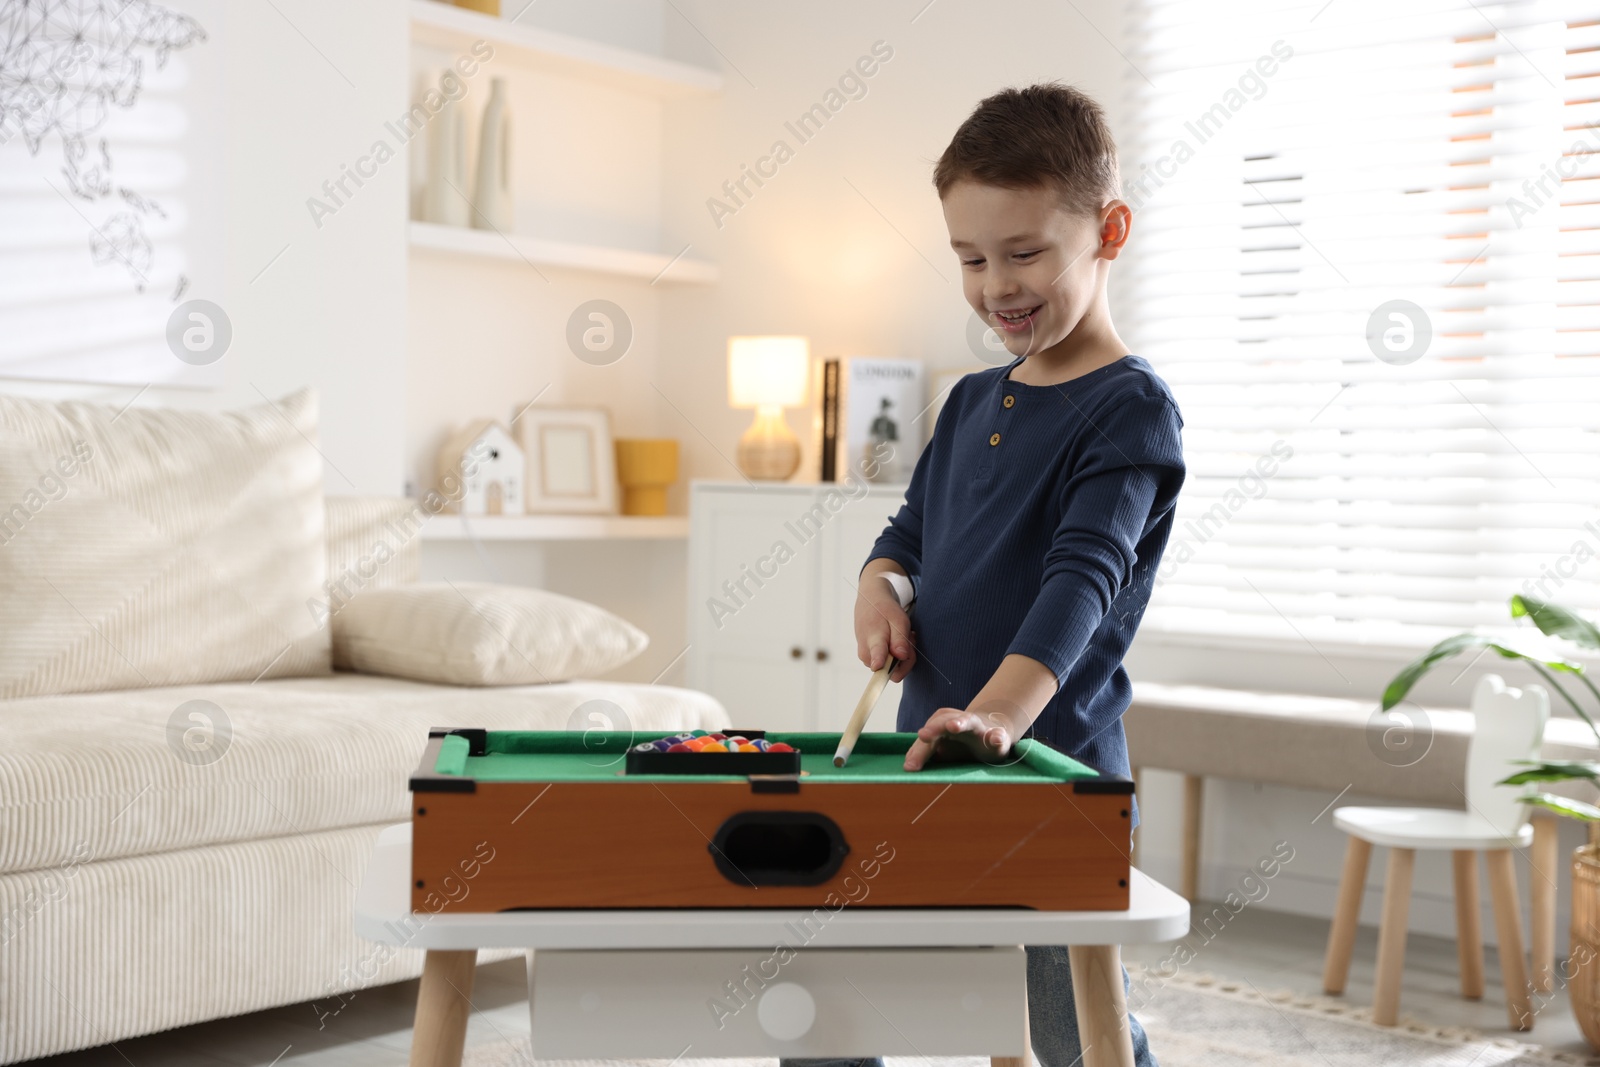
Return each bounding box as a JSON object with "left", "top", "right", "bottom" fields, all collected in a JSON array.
[
  {"left": 402, "top": 0, "right": 1140, "bottom": 689},
  {"left": 0, "top": 0, "right": 410, "bottom": 496},
  {"left": 656, "top": 0, "right": 1137, "bottom": 485}
]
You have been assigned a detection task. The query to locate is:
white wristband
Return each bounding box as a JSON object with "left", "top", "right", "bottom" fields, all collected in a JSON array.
[{"left": 883, "top": 571, "right": 915, "bottom": 612}]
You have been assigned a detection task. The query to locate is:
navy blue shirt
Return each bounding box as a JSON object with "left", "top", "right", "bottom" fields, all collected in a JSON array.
[{"left": 866, "top": 353, "right": 1185, "bottom": 809}]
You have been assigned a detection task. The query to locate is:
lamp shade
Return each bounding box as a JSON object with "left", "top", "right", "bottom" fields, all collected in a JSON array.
[{"left": 728, "top": 336, "right": 809, "bottom": 409}]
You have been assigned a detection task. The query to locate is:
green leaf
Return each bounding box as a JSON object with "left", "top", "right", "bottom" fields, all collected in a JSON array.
[
  {"left": 1520, "top": 660, "right": 1600, "bottom": 750},
  {"left": 1522, "top": 792, "right": 1600, "bottom": 822},
  {"left": 1512, "top": 595, "right": 1600, "bottom": 651},
  {"left": 1382, "top": 633, "right": 1585, "bottom": 710},
  {"left": 1383, "top": 633, "right": 1492, "bottom": 710},
  {"left": 1498, "top": 760, "right": 1600, "bottom": 786}
]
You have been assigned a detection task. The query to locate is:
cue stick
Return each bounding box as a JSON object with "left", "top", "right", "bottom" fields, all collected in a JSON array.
[
  {"left": 834, "top": 573, "right": 915, "bottom": 768},
  {"left": 834, "top": 654, "right": 896, "bottom": 767}
]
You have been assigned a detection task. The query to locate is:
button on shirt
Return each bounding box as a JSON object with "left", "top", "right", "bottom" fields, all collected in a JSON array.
[{"left": 865, "top": 354, "right": 1186, "bottom": 809}]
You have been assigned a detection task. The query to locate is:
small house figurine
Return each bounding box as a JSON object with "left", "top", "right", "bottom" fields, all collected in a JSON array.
[{"left": 436, "top": 419, "right": 525, "bottom": 515}]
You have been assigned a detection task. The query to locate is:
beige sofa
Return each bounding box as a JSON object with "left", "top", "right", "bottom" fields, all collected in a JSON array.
[{"left": 0, "top": 494, "right": 730, "bottom": 1064}]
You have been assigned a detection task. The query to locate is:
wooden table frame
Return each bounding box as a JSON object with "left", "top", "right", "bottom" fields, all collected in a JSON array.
[{"left": 356, "top": 824, "right": 1188, "bottom": 1067}]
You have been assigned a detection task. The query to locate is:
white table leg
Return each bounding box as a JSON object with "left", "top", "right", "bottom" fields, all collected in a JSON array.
[{"left": 1070, "top": 945, "right": 1135, "bottom": 1067}]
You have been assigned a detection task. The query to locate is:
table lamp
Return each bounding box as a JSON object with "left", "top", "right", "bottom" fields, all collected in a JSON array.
[{"left": 728, "top": 335, "right": 808, "bottom": 480}]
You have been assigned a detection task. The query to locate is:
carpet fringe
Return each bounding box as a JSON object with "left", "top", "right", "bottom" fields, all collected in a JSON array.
[{"left": 1132, "top": 964, "right": 1600, "bottom": 1066}]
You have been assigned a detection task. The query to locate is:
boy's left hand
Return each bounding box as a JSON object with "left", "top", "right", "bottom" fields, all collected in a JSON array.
[{"left": 903, "top": 706, "right": 1015, "bottom": 771}]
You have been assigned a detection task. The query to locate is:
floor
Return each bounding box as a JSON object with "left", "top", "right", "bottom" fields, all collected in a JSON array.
[{"left": 19, "top": 903, "right": 1595, "bottom": 1065}]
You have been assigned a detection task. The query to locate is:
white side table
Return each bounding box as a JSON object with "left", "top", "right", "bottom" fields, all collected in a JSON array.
[{"left": 356, "top": 824, "right": 1188, "bottom": 1067}]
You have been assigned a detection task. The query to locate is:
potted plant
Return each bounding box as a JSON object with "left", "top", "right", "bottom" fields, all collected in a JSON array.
[{"left": 1383, "top": 594, "right": 1600, "bottom": 1045}]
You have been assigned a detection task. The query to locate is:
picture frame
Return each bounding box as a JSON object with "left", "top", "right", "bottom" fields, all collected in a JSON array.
[{"left": 513, "top": 406, "right": 619, "bottom": 515}]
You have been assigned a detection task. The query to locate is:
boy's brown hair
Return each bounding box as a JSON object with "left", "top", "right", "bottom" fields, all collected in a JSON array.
[{"left": 933, "top": 82, "right": 1120, "bottom": 217}]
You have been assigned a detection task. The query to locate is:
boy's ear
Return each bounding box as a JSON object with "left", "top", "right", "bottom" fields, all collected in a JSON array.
[{"left": 1099, "top": 200, "right": 1132, "bottom": 259}]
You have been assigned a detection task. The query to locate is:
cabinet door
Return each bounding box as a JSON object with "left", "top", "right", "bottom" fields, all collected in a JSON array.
[
  {"left": 814, "top": 489, "right": 908, "bottom": 732},
  {"left": 687, "top": 488, "right": 819, "bottom": 732}
]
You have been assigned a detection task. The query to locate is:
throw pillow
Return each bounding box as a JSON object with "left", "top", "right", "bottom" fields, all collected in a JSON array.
[{"left": 332, "top": 582, "right": 647, "bottom": 685}]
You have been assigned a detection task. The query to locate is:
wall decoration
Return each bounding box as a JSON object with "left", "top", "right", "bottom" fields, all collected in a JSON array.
[
  {"left": 614, "top": 438, "right": 679, "bottom": 516},
  {"left": 421, "top": 67, "right": 470, "bottom": 227},
  {"left": 818, "top": 358, "right": 924, "bottom": 483},
  {"left": 0, "top": 0, "right": 224, "bottom": 386},
  {"left": 436, "top": 419, "right": 526, "bottom": 515},
  {"left": 470, "top": 76, "right": 511, "bottom": 230},
  {"left": 514, "top": 407, "right": 619, "bottom": 515}
]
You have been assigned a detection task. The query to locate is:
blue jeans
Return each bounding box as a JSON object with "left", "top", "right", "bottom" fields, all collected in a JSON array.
[{"left": 778, "top": 946, "right": 1157, "bottom": 1067}]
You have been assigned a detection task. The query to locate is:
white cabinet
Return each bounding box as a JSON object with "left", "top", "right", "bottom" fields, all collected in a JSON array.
[{"left": 687, "top": 480, "right": 908, "bottom": 732}]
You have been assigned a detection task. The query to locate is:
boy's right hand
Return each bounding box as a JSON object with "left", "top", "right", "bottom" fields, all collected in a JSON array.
[{"left": 856, "top": 564, "right": 915, "bottom": 683}]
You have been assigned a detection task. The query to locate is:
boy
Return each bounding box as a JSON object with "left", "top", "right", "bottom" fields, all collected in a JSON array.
[{"left": 800, "top": 83, "right": 1186, "bottom": 1067}]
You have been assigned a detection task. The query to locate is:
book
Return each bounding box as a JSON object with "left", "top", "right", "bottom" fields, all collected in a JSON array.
[
  {"left": 820, "top": 358, "right": 840, "bottom": 481},
  {"left": 838, "top": 358, "right": 924, "bottom": 484}
]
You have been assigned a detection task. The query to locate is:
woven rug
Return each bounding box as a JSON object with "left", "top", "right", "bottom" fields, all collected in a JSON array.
[{"left": 462, "top": 967, "right": 1600, "bottom": 1067}]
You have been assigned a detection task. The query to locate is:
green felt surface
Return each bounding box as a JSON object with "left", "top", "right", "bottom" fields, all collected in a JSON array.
[{"left": 432, "top": 731, "right": 1099, "bottom": 784}]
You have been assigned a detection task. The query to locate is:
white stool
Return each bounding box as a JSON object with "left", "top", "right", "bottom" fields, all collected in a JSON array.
[{"left": 1322, "top": 673, "right": 1549, "bottom": 1030}]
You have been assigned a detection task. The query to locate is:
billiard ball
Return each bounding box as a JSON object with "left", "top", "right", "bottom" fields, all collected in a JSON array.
[
  {"left": 768, "top": 742, "right": 794, "bottom": 753},
  {"left": 666, "top": 743, "right": 692, "bottom": 753}
]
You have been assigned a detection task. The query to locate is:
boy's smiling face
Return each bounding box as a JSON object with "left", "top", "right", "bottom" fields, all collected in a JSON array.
[{"left": 942, "top": 179, "right": 1127, "bottom": 360}]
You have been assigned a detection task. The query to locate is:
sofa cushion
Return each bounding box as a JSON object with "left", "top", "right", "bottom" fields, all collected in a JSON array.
[
  {"left": 0, "top": 389, "right": 330, "bottom": 699},
  {"left": 0, "top": 673, "right": 729, "bottom": 876},
  {"left": 332, "top": 582, "right": 648, "bottom": 685},
  {"left": 322, "top": 496, "right": 424, "bottom": 669},
  {"left": 324, "top": 496, "right": 423, "bottom": 593}
]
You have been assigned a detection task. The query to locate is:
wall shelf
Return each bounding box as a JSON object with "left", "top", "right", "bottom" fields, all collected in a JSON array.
[
  {"left": 409, "top": 0, "right": 723, "bottom": 99},
  {"left": 422, "top": 514, "right": 689, "bottom": 541},
  {"left": 409, "top": 221, "right": 719, "bottom": 284}
]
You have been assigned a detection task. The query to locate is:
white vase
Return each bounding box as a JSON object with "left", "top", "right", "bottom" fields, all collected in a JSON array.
[
  {"left": 423, "top": 69, "right": 469, "bottom": 227},
  {"left": 471, "top": 77, "right": 512, "bottom": 231}
]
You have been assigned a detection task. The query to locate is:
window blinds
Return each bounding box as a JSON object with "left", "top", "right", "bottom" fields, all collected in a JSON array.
[{"left": 1122, "top": 0, "right": 1600, "bottom": 652}]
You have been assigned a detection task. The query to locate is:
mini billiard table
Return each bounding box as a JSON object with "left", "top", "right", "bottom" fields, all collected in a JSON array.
[{"left": 409, "top": 727, "right": 1133, "bottom": 913}]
